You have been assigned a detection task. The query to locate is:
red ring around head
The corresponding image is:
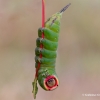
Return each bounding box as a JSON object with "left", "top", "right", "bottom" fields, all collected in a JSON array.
[{"left": 44, "top": 75, "right": 59, "bottom": 91}]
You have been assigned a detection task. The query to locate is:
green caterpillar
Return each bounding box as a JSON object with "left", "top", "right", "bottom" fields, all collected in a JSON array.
[{"left": 33, "top": 3, "right": 71, "bottom": 95}]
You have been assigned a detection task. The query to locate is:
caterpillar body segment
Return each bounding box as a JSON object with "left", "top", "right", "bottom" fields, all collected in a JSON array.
[
  {"left": 38, "top": 28, "right": 59, "bottom": 42},
  {"left": 36, "top": 37, "right": 58, "bottom": 51},
  {"left": 35, "top": 47, "right": 57, "bottom": 58}
]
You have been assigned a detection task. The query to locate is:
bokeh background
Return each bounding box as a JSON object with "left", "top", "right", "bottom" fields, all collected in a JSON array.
[{"left": 0, "top": 0, "right": 100, "bottom": 100}]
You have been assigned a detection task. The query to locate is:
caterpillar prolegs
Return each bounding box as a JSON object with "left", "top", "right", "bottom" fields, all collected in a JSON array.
[{"left": 33, "top": 3, "right": 71, "bottom": 95}]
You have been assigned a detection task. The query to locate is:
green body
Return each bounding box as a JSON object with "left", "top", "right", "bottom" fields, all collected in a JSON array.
[
  {"left": 35, "top": 13, "right": 62, "bottom": 90},
  {"left": 32, "top": 3, "right": 71, "bottom": 98}
]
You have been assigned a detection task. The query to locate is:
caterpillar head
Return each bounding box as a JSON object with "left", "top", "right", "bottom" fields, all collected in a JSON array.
[
  {"left": 37, "top": 68, "right": 59, "bottom": 91},
  {"left": 44, "top": 75, "right": 59, "bottom": 91}
]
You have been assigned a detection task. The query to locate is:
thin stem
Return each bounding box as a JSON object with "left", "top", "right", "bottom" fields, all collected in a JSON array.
[{"left": 35, "top": 0, "right": 45, "bottom": 78}]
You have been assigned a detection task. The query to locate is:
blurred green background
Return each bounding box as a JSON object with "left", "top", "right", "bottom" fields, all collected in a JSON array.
[{"left": 0, "top": 0, "right": 100, "bottom": 100}]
